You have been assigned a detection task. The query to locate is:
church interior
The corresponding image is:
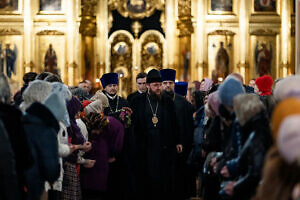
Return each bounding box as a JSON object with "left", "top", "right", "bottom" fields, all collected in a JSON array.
[{"left": 0, "top": 0, "right": 296, "bottom": 96}]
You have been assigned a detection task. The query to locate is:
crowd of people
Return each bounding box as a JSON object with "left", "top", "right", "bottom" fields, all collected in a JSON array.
[{"left": 0, "top": 69, "right": 300, "bottom": 200}]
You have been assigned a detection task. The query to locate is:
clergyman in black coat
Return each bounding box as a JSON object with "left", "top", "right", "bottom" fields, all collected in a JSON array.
[{"left": 131, "top": 69, "right": 180, "bottom": 200}]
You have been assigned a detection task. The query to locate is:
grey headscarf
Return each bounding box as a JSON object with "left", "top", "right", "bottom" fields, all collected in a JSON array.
[{"left": 0, "top": 74, "right": 11, "bottom": 104}]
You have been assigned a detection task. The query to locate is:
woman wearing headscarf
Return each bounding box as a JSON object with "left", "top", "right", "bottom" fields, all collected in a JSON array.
[
  {"left": 61, "top": 96, "right": 93, "bottom": 200},
  {"left": 44, "top": 83, "right": 78, "bottom": 200},
  {"left": 23, "top": 88, "right": 63, "bottom": 200},
  {"left": 80, "top": 98, "right": 124, "bottom": 200},
  {"left": 200, "top": 78, "right": 214, "bottom": 92},
  {"left": 0, "top": 74, "right": 33, "bottom": 199}
]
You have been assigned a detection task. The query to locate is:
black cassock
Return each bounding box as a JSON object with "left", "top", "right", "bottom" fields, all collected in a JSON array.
[
  {"left": 103, "top": 92, "right": 136, "bottom": 200},
  {"left": 131, "top": 93, "right": 179, "bottom": 200},
  {"left": 173, "top": 94, "right": 195, "bottom": 200}
]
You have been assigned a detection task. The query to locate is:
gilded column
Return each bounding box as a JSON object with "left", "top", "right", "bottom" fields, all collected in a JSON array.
[
  {"left": 165, "top": 0, "right": 176, "bottom": 69},
  {"left": 193, "top": 0, "right": 205, "bottom": 81},
  {"left": 79, "top": 0, "right": 98, "bottom": 82},
  {"left": 66, "top": 0, "right": 76, "bottom": 85},
  {"left": 24, "top": 0, "right": 34, "bottom": 73},
  {"left": 281, "top": 0, "right": 291, "bottom": 77},
  {"left": 238, "top": 0, "right": 249, "bottom": 83},
  {"left": 177, "top": 0, "right": 194, "bottom": 81},
  {"left": 296, "top": 0, "right": 300, "bottom": 74},
  {"left": 96, "top": 0, "right": 108, "bottom": 79}
]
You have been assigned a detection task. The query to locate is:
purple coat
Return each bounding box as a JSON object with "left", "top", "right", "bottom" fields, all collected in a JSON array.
[{"left": 80, "top": 116, "right": 124, "bottom": 191}]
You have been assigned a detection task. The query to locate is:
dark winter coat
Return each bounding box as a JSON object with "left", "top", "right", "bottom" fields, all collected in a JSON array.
[
  {"left": 81, "top": 116, "right": 124, "bottom": 191},
  {"left": 0, "top": 119, "right": 21, "bottom": 200},
  {"left": 0, "top": 103, "right": 33, "bottom": 198},
  {"left": 227, "top": 112, "right": 272, "bottom": 200},
  {"left": 23, "top": 102, "right": 60, "bottom": 200},
  {"left": 131, "top": 93, "right": 180, "bottom": 199}
]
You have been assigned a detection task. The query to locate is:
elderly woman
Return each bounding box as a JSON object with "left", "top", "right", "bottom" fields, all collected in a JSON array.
[
  {"left": 80, "top": 97, "right": 125, "bottom": 200},
  {"left": 219, "top": 94, "right": 272, "bottom": 200}
]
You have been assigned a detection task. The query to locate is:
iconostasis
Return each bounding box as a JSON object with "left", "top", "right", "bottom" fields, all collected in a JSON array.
[{"left": 0, "top": 0, "right": 295, "bottom": 92}]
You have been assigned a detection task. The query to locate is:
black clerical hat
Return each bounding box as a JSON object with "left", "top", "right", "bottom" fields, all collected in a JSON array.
[{"left": 146, "top": 69, "right": 162, "bottom": 83}]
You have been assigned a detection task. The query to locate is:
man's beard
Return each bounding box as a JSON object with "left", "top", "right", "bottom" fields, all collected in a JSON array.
[{"left": 149, "top": 88, "right": 162, "bottom": 101}]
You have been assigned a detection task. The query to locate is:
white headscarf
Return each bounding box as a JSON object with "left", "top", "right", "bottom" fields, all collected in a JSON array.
[{"left": 20, "top": 80, "right": 52, "bottom": 112}]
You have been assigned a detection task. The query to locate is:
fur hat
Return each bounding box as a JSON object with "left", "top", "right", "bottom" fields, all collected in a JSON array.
[
  {"left": 146, "top": 69, "right": 162, "bottom": 83},
  {"left": 160, "top": 69, "right": 176, "bottom": 82},
  {"left": 0, "top": 74, "right": 11, "bottom": 104},
  {"left": 278, "top": 115, "right": 300, "bottom": 164},
  {"left": 100, "top": 73, "right": 119, "bottom": 89},
  {"left": 233, "top": 93, "right": 265, "bottom": 126},
  {"left": 271, "top": 98, "right": 300, "bottom": 140},
  {"left": 208, "top": 91, "right": 220, "bottom": 116},
  {"left": 255, "top": 75, "right": 273, "bottom": 96},
  {"left": 273, "top": 75, "right": 300, "bottom": 102},
  {"left": 175, "top": 82, "right": 188, "bottom": 96},
  {"left": 90, "top": 90, "right": 109, "bottom": 108},
  {"left": 218, "top": 77, "right": 245, "bottom": 107},
  {"left": 20, "top": 80, "right": 52, "bottom": 112}
]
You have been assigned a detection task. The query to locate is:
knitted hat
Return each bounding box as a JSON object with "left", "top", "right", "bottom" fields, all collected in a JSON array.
[
  {"left": 218, "top": 77, "right": 245, "bottom": 107},
  {"left": 255, "top": 75, "right": 273, "bottom": 96},
  {"left": 273, "top": 75, "right": 300, "bottom": 102},
  {"left": 90, "top": 90, "right": 109, "bottom": 108},
  {"left": 208, "top": 91, "right": 220, "bottom": 116},
  {"left": 100, "top": 73, "right": 119, "bottom": 88},
  {"left": 146, "top": 69, "right": 162, "bottom": 83},
  {"left": 271, "top": 98, "right": 300, "bottom": 140},
  {"left": 20, "top": 80, "right": 52, "bottom": 112},
  {"left": 278, "top": 115, "right": 300, "bottom": 164},
  {"left": 175, "top": 82, "right": 188, "bottom": 96},
  {"left": 160, "top": 69, "right": 176, "bottom": 82},
  {"left": 43, "top": 92, "right": 67, "bottom": 122}
]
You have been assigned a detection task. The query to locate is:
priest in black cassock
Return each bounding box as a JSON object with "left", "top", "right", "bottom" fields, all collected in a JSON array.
[
  {"left": 127, "top": 72, "right": 147, "bottom": 104},
  {"left": 160, "top": 69, "right": 195, "bottom": 200},
  {"left": 100, "top": 72, "right": 134, "bottom": 199},
  {"left": 101, "top": 72, "right": 129, "bottom": 118},
  {"left": 131, "top": 69, "right": 181, "bottom": 200}
]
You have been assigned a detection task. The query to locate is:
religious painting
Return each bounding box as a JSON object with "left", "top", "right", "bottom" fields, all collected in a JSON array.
[
  {"left": 209, "top": 0, "right": 234, "bottom": 14},
  {"left": 0, "top": 35, "right": 23, "bottom": 83},
  {"left": 254, "top": 42, "right": 272, "bottom": 76},
  {"left": 36, "top": 32, "right": 65, "bottom": 78},
  {"left": 207, "top": 30, "right": 235, "bottom": 80},
  {"left": 249, "top": 32, "right": 278, "bottom": 79},
  {"left": 0, "top": 42, "right": 17, "bottom": 78},
  {"left": 40, "top": 0, "right": 61, "bottom": 12},
  {"left": 0, "top": 0, "right": 21, "bottom": 14},
  {"left": 126, "top": 0, "right": 146, "bottom": 14},
  {"left": 253, "top": 0, "right": 277, "bottom": 13},
  {"left": 44, "top": 44, "right": 58, "bottom": 74}
]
